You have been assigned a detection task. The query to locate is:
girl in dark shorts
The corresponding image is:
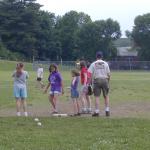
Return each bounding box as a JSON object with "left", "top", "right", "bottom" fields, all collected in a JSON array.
[{"left": 71, "top": 69, "right": 80, "bottom": 116}]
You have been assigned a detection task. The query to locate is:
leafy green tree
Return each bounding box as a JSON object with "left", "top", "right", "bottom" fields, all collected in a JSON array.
[
  {"left": 131, "top": 13, "right": 150, "bottom": 60},
  {"left": 0, "top": 1, "right": 121, "bottom": 61},
  {"left": 78, "top": 18, "right": 121, "bottom": 59},
  {"left": 0, "top": 0, "right": 40, "bottom": 58},
  {"left": 0, "top": 0, "right": 56, "bottom": 60},
  {"left": 35, "top": 11, "right": 56, "bottom": 60},
  {"left": 55, "top": 11, "right": 91, "bottom": 60}
]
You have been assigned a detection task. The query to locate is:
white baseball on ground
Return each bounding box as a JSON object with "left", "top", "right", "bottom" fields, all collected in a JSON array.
[
  {"left": 34, "top": 118, "right": 39, "bottom": 122},
  {"left": 37, "top": 122, "right": 42, "bottom": 126}
]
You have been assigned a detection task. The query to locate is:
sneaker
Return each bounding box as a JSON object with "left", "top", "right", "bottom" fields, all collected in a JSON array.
[
  {"left": 51, "top": 111, "right": 58, "bottom": 114},
  {"left": 74, "top": 113, "right": 81, "bottom": 116},
  {"left": 92, "top": 113, "right": 99, "bottom": 117},
  {"left": 24, "top": 112, "right": 28, "bottom": 117},
  {"left": 17, "top": 112, "right": 21, "bottom": 117},
  {"left": 87, "top": 108, "right": 92, "bottom": 114},
  {"left": 81, "top": 109, "right": 87, "bottom": 114},
  {"left": 105, "top": 111, "right": 110, "bottom": 117}
]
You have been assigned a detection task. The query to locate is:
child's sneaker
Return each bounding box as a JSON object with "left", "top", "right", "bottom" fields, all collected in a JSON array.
[
  {"left": 17, "top": 112, "right": 21, "bottom": 117},
  {"left": 74, "top": 113, "right": 81, "bottom": 116},
  {"left": 92, "top": 112, "right": 99, "bottom": 117},
  {"left": 24, "top": 112, "right": 28, "bottom": 117},
  {"left": 81, "top": 108, "right": 87, "bottom": 114},
  {"left": 87, "top": 108, "right": 92, "bottom": 114},
  {"left": 51, "top": 111, "right": 58, "bottom": 114}
]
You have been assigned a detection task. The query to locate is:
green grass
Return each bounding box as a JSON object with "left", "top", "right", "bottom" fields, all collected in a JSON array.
[
  {"left": 0, "top": 60, "right": 150, "bottom": 108},
  {"left": 0, "top": 117, "right": 150, "bottom": 150},
  {"left": 0, "top": 60, "right": 150, "bottom": 149},
  {"left": 110, "top": 71, "right": 150, "bottom": 102}
]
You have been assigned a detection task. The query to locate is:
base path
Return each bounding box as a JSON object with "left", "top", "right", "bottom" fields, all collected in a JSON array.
[{"left": 0, "top": 101, "right": 150, "bottom": 118}]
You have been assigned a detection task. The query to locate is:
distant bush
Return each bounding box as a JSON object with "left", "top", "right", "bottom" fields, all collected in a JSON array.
[{"left": 0, "top": 42, "right": 25, "bottom": 61}]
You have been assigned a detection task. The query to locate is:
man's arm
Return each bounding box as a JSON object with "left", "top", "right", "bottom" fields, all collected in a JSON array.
[
  {"left": 106, "top": 63, "right": 110, "bottom": 82},
  {"left": 107, "top": 73, "right": 111, "bottom": 82}
]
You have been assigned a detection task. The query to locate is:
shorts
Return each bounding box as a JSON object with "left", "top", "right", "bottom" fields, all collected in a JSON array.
[
  {"left": 37, "top": 77, "right": 42, "bottom": 81},
  {"left": 14, "top": 85, "right": 27, "bottom": 99},
  {"left": 50, "top": 91, "right": 61, "bottom": 96},
  {"left": 93, "top": 78, "right": 109, "bottom": 97},
  {"left": 71, "top": 89, "right": 79, "bottom": 99},
  {"left": 80, "top": 85, "right": 88, "bottom": 95},
  {"left": 50, "top": 87, "right": 61, "bottom": 96}
]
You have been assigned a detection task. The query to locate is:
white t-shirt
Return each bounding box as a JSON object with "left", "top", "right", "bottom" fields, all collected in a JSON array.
[
  {"left": 37, "top": 68, "right": 44, "bottom": 78},
  {"left": 12, "top": 71, "right": 29, "bottom": 87},
  {"left": 88, "top": 59, "right": 110, "bottom": 79}
]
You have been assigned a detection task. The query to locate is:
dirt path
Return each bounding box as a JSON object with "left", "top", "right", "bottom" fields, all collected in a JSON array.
[{"left": 0, "top": 100, "right": 150, "bottom": 118}]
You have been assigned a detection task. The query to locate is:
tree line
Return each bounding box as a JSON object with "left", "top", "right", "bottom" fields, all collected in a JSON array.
[
  {"left": 0, "top": 0, "right": 150, "bottom": 61},
  {"left": 126, "top": 13, "right": 150, "bottom": 60}
]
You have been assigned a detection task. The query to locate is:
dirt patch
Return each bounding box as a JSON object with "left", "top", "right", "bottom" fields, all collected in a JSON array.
[
  {"left": 0, "top": 100, "right": 150, "bottom": 118},
  {"left": 111, "top": 101, "right": 150, "bottom": 118}
]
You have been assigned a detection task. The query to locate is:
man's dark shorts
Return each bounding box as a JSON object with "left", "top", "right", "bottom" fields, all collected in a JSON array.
[{"left": 93, "top": 78, "right": 109, "bottom": 97}]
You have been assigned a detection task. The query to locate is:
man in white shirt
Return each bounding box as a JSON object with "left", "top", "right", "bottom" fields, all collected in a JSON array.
[
  {"left": 88, "top": 51, "right": 110, "bottom": 117},
  {"left": 37, "top": 64, "right": 44, "bottom": 88}
]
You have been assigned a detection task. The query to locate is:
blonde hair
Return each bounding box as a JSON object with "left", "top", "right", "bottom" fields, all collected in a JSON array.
[{"left": 71, "top": 69, "right": 80, "bottom": 76}]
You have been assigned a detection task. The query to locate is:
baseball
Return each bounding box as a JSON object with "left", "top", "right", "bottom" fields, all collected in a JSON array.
[
  {"left": 37, "top": 122, "right": 42, "bottom": 126},
  {"left": 34, "top": 118, "right": 39, "bottom": 122}
]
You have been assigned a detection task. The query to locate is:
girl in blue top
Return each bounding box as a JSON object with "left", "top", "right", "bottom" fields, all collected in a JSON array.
[
  {"left": 12, "top": 63, "right": 29, "bottom": 117},
  {"left": 71, "top": 69, "right": 80, "bottom": 116}
]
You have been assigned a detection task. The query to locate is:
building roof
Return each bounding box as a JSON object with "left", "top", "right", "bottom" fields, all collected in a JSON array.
[
  {"left": 114, "top": 38, "right": 132, "bottom": 47},
  {"left": 117, "top": 47, "right": 138, "bottom": 57}
]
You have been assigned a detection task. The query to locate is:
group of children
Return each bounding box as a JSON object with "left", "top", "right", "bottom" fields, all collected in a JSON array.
[
  {"left": 70, "top": 62, "right": 92, "bottom": 116},
  {"left": 12, "top": 61, "right": 93, "bottom": 117}
]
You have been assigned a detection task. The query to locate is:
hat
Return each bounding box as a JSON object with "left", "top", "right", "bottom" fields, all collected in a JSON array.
[{"left": 96, "top": 51, "right": 103, "bottom": 59}]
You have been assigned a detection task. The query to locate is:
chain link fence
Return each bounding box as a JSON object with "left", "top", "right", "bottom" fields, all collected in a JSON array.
[
  {"left": 33, "top": 60, "right": 150, "bottom": 71},
  {"left": 109, "top": 61, "right": 150, "bottom": 71},
  {"left": 33, "top": 61, "right": 76, "bottom": 71}
]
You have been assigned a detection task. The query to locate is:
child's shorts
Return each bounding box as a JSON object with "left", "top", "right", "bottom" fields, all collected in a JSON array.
[
  {"left": 50, "top": 91, "right": 61, "bottom": 96},
  {"left": 50, "top": 87, "right": 61, "bottom": 96},
  {"left": 14, "top": 85, "right": 27, "bottom": 99},
  {"left": 71, "top": 89, "right": 79, "bottom": 99},
  {"left": 80, "top": 85, "right": 88, "bottom": 95}
]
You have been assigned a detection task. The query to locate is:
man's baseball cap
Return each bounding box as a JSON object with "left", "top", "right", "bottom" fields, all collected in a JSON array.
[{"left": 96, "top": 51, "right": 103, "bottom": 58}]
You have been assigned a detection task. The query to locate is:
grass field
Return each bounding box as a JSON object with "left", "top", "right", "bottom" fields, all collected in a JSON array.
[{"left": 0, "top": 60, "right": 150, "bottom": 150}]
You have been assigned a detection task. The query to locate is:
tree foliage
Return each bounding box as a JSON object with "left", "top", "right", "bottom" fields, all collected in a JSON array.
[
  {"left": 0, "top": 0, "right": 121, "bottom": 61},
  {"left": 78, "top": 19, "right": 121, "bottom": 59},
  {"left": 131, "top": 13, "right": 150, "bottom": 60}
]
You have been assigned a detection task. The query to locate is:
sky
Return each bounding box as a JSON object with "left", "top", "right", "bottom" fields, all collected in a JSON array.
[{"left": 37, "top": 0, "right": 150, "bottom": 37}]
